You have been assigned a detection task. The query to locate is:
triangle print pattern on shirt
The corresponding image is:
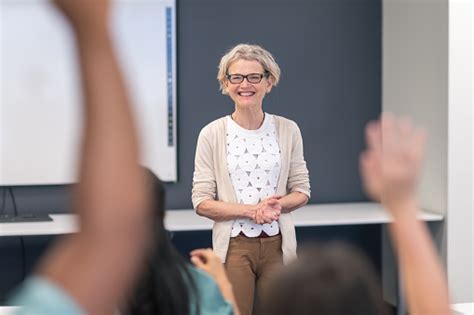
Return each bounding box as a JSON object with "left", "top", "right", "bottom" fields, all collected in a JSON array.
[{"left": 226, "top": 114, "right": 281, "bottom": 237}]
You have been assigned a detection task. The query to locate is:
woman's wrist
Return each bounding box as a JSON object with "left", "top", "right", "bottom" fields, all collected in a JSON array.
[{"left": 243, "top": 204, "right": 258, "bottom": 220}]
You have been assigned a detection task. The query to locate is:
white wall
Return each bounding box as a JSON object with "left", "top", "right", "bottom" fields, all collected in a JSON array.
[
  {"left": 383, "top": 0, "right": 473, "bottom": 304},
  {"left": 382, "top": 0, "right": 448, "bottom": 304},
  {"left": 447, "top": 0, "right": 473, "bottom": 303},
  {"left": 383, "top": 0, "right": 448, "bottom": 215}
]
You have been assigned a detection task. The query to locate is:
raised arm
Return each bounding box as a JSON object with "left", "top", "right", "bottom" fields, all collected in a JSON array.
[
  {"left": 36, "top": 1, "right": 150, "bottom": 314},
  {"left": 360, "top": 113, "right": 451, "bottom": 315}
]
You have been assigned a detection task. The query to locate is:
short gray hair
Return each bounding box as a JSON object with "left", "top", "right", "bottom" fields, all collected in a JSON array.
[{"left": 217, "top": 43, "right": 281, "bottom": 94}]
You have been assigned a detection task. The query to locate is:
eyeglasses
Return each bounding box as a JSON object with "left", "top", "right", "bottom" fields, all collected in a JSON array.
[{"left": 226, "top": 72, "right": 269, "bottom": 84}]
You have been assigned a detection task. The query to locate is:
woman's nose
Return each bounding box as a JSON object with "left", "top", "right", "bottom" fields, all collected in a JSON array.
[{"left": 241, "top": 78, "right": 251, "bottom": 87}]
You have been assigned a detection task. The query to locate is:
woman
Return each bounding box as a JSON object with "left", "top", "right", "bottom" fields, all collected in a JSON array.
[
  {"left": 125, "top": 170, "right": 239, "bottom": 315},
  {"left": 192, "top": 43, "right": 311, "bottom": 315}
]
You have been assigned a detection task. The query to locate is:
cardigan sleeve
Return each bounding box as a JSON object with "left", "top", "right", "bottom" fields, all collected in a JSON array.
[
  {"left": 191, "top": 127, "right": 217, "bottom": 209},
  {"left": 287, "top": 121, "right": 311, "bottom": 198}
]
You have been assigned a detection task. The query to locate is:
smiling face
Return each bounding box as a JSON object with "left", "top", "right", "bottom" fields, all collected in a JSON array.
[{"left": 224, "top": 59, "right": 273, "bottom": 110}]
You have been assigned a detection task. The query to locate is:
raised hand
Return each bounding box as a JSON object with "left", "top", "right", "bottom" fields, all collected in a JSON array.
[
  {"left": 360, "top": 113, "right": 426, "bottom": 212},
  {"left": 34, "top": 2, "right": 149, "bottom": 314},
  {"left": 360, "top": 113, "right": 451, "bottom": 315}
]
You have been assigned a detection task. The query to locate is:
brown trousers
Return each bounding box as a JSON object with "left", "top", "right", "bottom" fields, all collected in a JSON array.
[{"left": 224, "top": 234, "right": 283, "bottom": 315}]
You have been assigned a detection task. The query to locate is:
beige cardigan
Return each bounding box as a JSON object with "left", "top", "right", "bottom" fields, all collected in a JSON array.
[{"left": 192, "top": 114, "right": 311, "bottom": 264}]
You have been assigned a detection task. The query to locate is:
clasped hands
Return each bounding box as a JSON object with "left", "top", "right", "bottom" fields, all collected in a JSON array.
[{"left": 252, "top": 196, "right": 281, "bottom": 224}]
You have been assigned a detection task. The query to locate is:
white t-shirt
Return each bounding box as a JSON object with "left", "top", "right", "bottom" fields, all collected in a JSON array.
[{"left": 226, "top": 113, "right": 281, "bottom": 237}]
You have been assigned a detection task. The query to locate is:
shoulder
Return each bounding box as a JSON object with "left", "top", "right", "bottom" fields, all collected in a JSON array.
[
  {"left": 271, "top": 114, "right": 300, "bottom": 133},
  {"left": 199, "top": 116, "right": 227, "bottom": 139},
  {"left": 9, "top": 276, "right": 84, "bottom": 315}
]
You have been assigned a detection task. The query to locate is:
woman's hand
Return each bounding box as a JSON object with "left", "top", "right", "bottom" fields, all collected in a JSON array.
[{"left": 254, "top": 196, "right": 281, "bottom": 224}]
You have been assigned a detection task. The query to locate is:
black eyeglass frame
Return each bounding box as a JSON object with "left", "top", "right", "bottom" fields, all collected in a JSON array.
[{"left": 226, "top": 71, "right": 270, "bottom": 84}]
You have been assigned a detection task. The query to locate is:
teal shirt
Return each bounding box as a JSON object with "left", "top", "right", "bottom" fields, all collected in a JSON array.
[
  {"left": 10, "top": 267, "right": 233, "bottom": 315},
  {"left": 188, "top": 266, "right": 234, "bottom": 315},
  {"left": 10, "top": 276, "right": 84, "bottom": 315}
]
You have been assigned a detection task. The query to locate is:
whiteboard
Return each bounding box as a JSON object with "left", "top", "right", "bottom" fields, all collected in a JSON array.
[{"left": 0, "top": 0, "right": 177, "bottom": 185}]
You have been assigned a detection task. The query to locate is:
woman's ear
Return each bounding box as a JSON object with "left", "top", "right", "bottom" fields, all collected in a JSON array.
[
  {"left": 266, "top": 79, "right": 273, "bottom": 94},
  {"left": 223, "top": 80, "right": 229, "bottom": 94}
]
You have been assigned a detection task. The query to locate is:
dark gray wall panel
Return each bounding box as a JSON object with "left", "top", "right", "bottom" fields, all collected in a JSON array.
[{"left": 166, "top": 0, "right": 381, "bottom": 207}]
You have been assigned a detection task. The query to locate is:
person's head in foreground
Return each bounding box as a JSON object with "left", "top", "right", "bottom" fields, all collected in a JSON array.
[{"left": 260, "top": 242, "right": 389, "bottom": 315}]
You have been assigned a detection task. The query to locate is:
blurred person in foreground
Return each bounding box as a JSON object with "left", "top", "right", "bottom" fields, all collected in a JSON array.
[
  {"left": 124, "top": 171, "right": 239, "bottom": 315},
  {"left": 9, "top": 1, "right": 151, "bottom": 314},
  {"left": 9, "top": 2, "right": 240, "bottom": 314},
  {"left": 260, "top": 113, "right": 451, "bottom": 315}
]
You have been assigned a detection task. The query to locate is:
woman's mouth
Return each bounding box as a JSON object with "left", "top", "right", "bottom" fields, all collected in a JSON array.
[{"left": 238, "top": 91, "right": 255, "bottom": 97}]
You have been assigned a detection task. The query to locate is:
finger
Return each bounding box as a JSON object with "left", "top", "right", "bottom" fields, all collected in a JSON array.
[
  {"left": 267, "top": 199, "right": 281, "bottom": 207},
  {"left": 365, "top": 120, "right": 380, "bottom": 149},
  {"left": 198, "top": 249, "right": 214, "bottom": 259},
  {"left": 203, "top": 250, "right": 219, "bottom": 261},
  {"left": 255, "top": 209, "right": 262, "bottom": 224},
  {"left": 267, "top": 199, "right": 277, "bottom": 207},
  {"left": 381, "top": 112, "right": 398, "bottom": 155},
  {"left": 190, "top": 248, "right": 213, "bottom": 260},
  {"left": 270, "top": 208, "right": 281, "bottom": 215},
  {"left": 259, "top": 210, "right": 266, "bottom": 223},
  {"left": 359, "top": 152, "right": 382, "bottom": 201},
  {"left": 190, "top": 248, "right": 206, "bottom": 256},
  {"left": 254, "top": 211, "right": 261, "bottom": 224},
  {"left": 190, "top": 255, "right": 205, "bottom": 269},
  {"left": 366, "top": 122, "right": 382, "bottom": 162}
]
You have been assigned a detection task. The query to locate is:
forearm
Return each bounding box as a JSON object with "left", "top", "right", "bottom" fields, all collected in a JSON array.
[
  {"left": 215, "top": 275, "right": 240, "bottom": 315},
  {"left": 74, "top": 22, "right": 146, "bottom": 218},
  {"left": 279, "top": 191, "right": 309, "bottom": 213},
  {"left": 196, "top": 199, "right": 256, "bottom": 222},
  {"left": 388, "top": 202, "right": 451, "bottom": 315},
  {"left": 37, "top": 9, "right": 149, "bottom": 314}
]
